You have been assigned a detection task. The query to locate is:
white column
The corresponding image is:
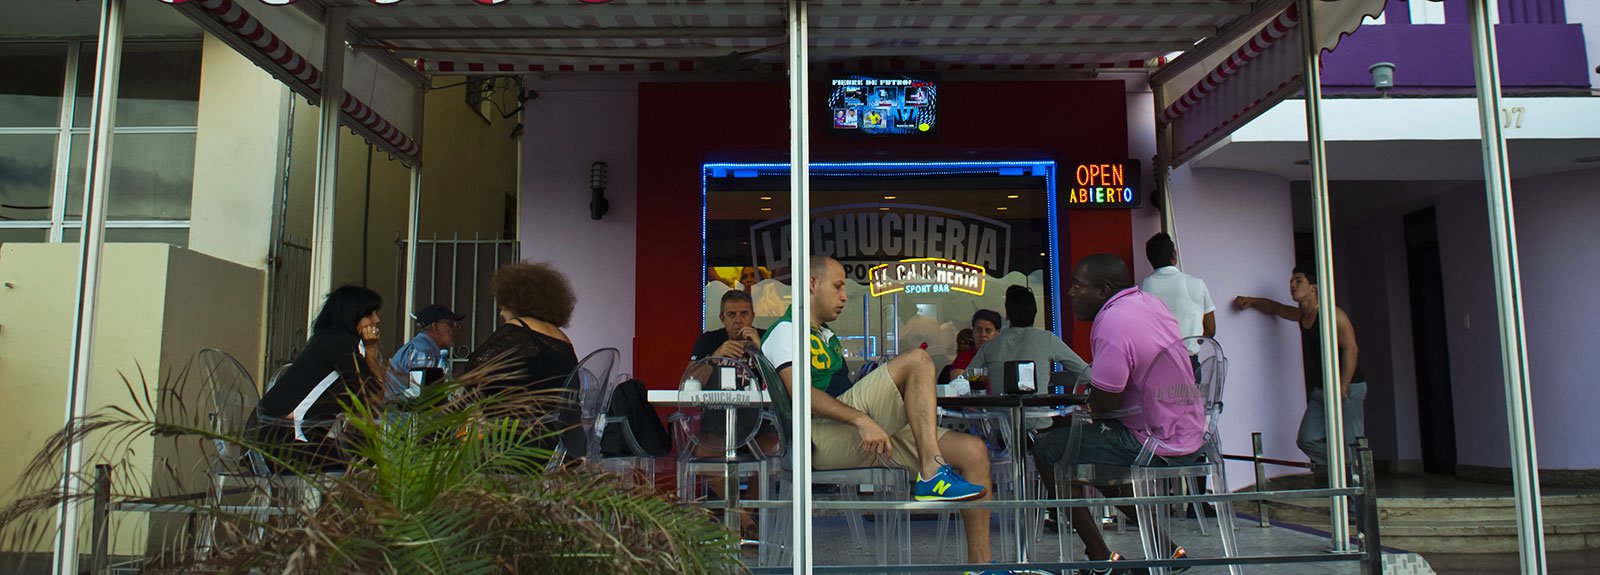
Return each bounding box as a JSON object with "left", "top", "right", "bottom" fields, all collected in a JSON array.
[
  {"left": 403, "top": 85, "right": 426, "bottom": 340},
  {"left": 1296, "top": 0, "right": 1350, "bottom": 549},
  {"left": 786, "top": 0, "right": 812, "bottom": 572},
  {"left": 308, "top": 8, "right": 347, "bottom": 328},
  {"left": 1467, "top": 1, "right": 1546, "bottom": 573},
  {"left": 55, "top": 1, "right": 123, "bottom": 572}
]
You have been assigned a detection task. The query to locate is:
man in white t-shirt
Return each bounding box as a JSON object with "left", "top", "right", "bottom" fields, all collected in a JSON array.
[{"left": 1139, "top": 233, "right": 1215, "bottom": 341}]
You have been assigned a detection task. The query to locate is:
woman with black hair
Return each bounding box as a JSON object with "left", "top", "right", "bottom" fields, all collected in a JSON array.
[{"left": 256, "top": 285, "right": 385, "bottom": 468}]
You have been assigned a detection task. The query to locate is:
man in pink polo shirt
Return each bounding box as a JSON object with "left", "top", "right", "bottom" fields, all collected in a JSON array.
[{"left": 1035, "top": 253, "right": 1206, "bottom": 573}]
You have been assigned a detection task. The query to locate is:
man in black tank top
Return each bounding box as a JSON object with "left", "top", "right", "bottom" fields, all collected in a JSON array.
[{"left": 1235, "top": 263, "right": 1368, "bottom": 475}]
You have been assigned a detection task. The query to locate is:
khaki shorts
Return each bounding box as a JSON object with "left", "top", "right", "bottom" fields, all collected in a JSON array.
[{"left": 811, "top": 366, "right": 948, "bottom": 473}]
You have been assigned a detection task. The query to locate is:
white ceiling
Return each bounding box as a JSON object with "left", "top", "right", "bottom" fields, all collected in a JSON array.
[{"left": 1195, "top": 138, "right": 1600, "bottom": 181}]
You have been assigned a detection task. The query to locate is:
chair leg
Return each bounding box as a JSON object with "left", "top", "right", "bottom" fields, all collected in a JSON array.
[
  {"left": 1132, "top": 477, "right": 1168, "bottom": 575},
  {"left": 1186, "top": 477, "right": 1209, "bottom": 536}
]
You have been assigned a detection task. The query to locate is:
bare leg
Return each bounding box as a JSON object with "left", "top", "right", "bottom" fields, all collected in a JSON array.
[
  {"left": 885, "top": 349, "right": 944, "bottom": 477},
  {"left": 940, "top": 431, "right": 993, "bottom": 563},
  {"left": 1069, "top": 483, "right": 1114, "bottom": 560}
]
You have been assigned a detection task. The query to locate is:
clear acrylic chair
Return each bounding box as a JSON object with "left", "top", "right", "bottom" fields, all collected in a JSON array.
[
  {"left": 195, "top": 349, "right": 274, "bottom": 558},
  {"left": 672, "top": 356, "right": 781, "bottom": 548},
  {"left": 1052, "top": 336, "right": 1241, "bottom": 575},
  {"left": 749, "top": 352, "right": 912, "bottom": 570},
  {"left": 544, "top": 348, "right": 657, "bottom": 481}
]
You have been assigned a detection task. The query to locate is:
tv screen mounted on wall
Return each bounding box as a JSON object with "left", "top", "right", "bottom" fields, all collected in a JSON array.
[{"left": 826, "top": 74, "right": 938, "bottom": 136}]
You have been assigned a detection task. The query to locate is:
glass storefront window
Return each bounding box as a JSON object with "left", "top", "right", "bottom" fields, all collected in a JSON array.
[
  {"left": 74, "top": 43, "right": 202, "bottom": 128},
  {"left": 0, "top": 134, "right": 60, "bottom": 221},
  {"left": 704, "top": 162, "right": 1060, "bottom": 369},
  {"left": 65, "top": 132, "right": 196, "bottom": 220},
  {"left": 0, "top": 44, "right": 67, "bottom": 128}
]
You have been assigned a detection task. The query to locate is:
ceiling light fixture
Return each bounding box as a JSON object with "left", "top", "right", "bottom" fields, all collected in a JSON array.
[
  {"left": 996, "top": 207, "right": 1009, "bottom": 211},
  {"left": 760, "top": 207, "right": 773, "bottom": 212},
  {"left": 1007, "top": 194, "right": 1021, "bottom": 199},
  {"left": 883, "top": 195, "right": 898, "bottom": 200},
  {"left": 759, "top": 196, "right": 773, "bottom": 200}
]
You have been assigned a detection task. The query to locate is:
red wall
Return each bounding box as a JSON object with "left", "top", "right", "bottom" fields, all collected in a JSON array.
[{"left": 635, "top": 80, "right": 1133, "bottom": 389}]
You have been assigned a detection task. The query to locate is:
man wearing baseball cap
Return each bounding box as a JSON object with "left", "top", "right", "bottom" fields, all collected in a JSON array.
[{"left": 387, "top": 304, "right": 464, "bottom": 400}]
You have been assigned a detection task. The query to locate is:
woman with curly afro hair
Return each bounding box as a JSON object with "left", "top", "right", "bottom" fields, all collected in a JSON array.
[{"left": 467, "top": 261, "right": 580, "bottom": 397}]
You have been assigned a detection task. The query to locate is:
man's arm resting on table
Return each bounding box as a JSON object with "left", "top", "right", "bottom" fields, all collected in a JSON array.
[{"left": 1087, "top": 386, "right": 1125, "bottom": 417}]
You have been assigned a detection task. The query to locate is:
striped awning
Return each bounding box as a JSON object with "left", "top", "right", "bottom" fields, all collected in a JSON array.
[
  {"left": 168, "top": 0, "right": 425, "bottom": 164},
  {"left": 163, "top": 0, "right": 1382, "bottom": 169},
  {"left": 1153, "top": 0, "right": 1386, "bottom": 165}
]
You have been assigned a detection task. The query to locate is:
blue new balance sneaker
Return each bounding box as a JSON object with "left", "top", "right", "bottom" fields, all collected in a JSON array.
[{"left": 914, "top": 464, "right": 988, "bottom": 501}]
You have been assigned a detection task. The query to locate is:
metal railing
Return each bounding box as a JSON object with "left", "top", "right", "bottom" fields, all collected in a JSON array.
[
  {"left": 394, "top": 234, "right": 520, "bottom": 364},
  {"left": 264, "top": 239, "right": 311, "bottom": 373}
]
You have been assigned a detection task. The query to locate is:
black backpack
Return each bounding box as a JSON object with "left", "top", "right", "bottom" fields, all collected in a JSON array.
[{"left": 600, "top": 378, "right": 673, "bottom": 457}]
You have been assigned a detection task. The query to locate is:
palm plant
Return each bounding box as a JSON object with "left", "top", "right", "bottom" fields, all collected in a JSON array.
[{"left": 0, "top": 358, "right": 742, "bottom": 574}]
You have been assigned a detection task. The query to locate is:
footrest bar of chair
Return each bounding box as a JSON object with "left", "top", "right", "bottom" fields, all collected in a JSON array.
[{"left": 747, "top": 551, "right": 1369, "bottom": 574}]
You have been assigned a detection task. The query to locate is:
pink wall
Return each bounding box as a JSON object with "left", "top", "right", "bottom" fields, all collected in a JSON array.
[
  {"left": 520, "top": 77, "right": 641, "bottom": 374},
  {"left": 1169, "top": 166, "right": 1307, "bottom": 483}
]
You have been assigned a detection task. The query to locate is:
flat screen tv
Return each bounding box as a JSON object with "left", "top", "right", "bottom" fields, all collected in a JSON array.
[{"left": 826, "top": 73, "right": 938, "bottom": 136}]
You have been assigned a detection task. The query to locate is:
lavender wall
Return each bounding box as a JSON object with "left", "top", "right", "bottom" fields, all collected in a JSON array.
[
  {"left": 1433, "top": 168, "right": 1600, "bottom": 471},
  {"left": 1169, "top": 166, "right": 1307, "bottom": 483},
  {"left": 1320, "top": 0, "right": 1589, "bottom": 92},
  {"left": 521, "top": 78, "right": 641, "bottom": 374},
  {"left": 1503, "top": 168, "right": 1600, "bottom": 469}
]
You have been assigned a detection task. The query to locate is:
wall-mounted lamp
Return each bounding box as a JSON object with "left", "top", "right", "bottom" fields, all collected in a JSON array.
[
  {"left": 589, "top": 162, "right": 610, "bottom": 220},
  {"left": 1369, "top": 62, "right": 1396, "bottom": 98}
]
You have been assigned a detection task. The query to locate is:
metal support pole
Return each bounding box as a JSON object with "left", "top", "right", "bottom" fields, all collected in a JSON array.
[
  {"left": 1295, "top": 0, "right": 1350, "bottom": 550},
  {"left": 1355, "top": 438, "right": 1382, "bottom": 575},
  {"left": 786, "top": 0, "right": 813, "bottom": 572},
  {"left": 89, "top": 465, "right": 110, "bottom": 575},
  {"left": 1252, "top": 432, "right": 1268, "bottom": 528},
  {"left": 307, "top": 8, "right": 347, "bottom": 329},
  {"left": 403, "top": 85, "right": 426, "bottom": 341},
  {"left": 1466, "top": 2, "right": 1546, "bottom": 573},
  {"left": 55, "top": 2, "right": 123, "bottom": 572}
]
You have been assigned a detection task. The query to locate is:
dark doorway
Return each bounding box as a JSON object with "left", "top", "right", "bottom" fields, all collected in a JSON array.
[{"left": 1404, "top": 207, "right": 1457, "bottom": 474}]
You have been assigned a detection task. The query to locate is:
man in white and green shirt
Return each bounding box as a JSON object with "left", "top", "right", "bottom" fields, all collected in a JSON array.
[{"left": 764, "top": 256, "right": 1007, "bottom": 567}]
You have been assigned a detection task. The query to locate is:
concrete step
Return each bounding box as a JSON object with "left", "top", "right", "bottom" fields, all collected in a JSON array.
[{"left": 1261, "top": 496, "right": 1600, "bottom": 553}]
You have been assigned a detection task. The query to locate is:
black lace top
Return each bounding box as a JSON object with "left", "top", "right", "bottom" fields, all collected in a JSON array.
[{"left": 467, "top": 319, "right": 579, "bottom": 396}]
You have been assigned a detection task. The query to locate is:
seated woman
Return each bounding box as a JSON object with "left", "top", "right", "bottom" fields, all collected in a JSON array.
[
  {"left": 255, "top": 285, "right": 385, "bottom": 471},
  {"left": 467, "top": 261, "right": 580, "bottom": 444}
]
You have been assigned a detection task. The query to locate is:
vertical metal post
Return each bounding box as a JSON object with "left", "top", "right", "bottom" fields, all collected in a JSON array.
[
  {"left": 89, "top": 464, "right": 110, "bottom": 575},
  {"left": 1467, "top": 2, "right": 1546, "bottom": 573},
  {"left": 1295, "top": 0, "right": 1350, "bottom": 550},
  {"left": 307, "top": 8, "right": 347, "bottom": 329},
  {"left": 786, "top": 1, "right": 812, "bottom": 572},
  {"left": 1252, "top": 431, "right": 1269, "bottom": 528},
  {"left": 55, "top": 2, "right": 122, "bottom": 572},
  {"left": 403, "top": 85, "right": 426, "bottom": 341},
  {"left": 1354, "top": 438, "right": 1382, "bottom": 575}
]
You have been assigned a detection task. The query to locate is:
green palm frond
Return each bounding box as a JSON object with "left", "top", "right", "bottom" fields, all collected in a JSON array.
[{"left": 1, "top": 355, "right": 742, "bottom": 574}]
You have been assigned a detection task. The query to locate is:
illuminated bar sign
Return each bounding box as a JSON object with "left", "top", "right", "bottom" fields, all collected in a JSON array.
[
  {"left": 1065, "top": 160, "right": 1141, "bottom": 209},
  {"left": 869, "top": 258, "right": 987, "bottom": 297}
]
